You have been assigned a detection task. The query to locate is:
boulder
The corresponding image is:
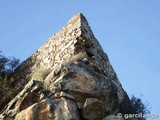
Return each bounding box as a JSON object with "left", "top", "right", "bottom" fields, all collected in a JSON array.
[{"left": 82, "top": 98, "right": 105, "bottom": 120}]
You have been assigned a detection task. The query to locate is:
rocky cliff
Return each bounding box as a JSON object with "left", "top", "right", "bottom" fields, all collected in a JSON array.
[{"left": 0, "top": 13, "right": 128, "bottom": 120}]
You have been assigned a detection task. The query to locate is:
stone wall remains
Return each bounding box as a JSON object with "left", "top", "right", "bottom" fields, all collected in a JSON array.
[{"left": 14, "top": 13, "right": 121, "bottom": 88}]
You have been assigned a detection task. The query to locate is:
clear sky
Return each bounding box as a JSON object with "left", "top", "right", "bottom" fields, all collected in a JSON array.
[{"left": 0, "top": 0, "right": 160, "bottom": 117}]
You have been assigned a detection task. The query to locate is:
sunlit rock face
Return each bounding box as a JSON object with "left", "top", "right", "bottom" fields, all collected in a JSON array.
[{"left": 0, "top": 13, "right": 129, "bottom": 120}]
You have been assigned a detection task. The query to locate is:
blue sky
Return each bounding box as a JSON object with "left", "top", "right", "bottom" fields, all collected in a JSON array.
[{"left": 0, "top": 0, "right": 160, "bottom": 117}]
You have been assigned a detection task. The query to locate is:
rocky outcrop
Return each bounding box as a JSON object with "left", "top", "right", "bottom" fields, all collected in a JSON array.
[{"left": 0, "top": 13, "right": 129, "bottom": 120}]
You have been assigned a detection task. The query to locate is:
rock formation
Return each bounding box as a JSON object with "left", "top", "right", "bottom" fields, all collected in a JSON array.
[{"left": 0, "top": 13, "right": 128, "bottom": 120}]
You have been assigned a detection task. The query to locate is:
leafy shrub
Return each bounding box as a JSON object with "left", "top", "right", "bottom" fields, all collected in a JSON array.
[
  {"left": 119, "top": 93, "right": 150, "bottom": 120},
  {"left": 0, "top": 77, "right": 16, "bottom": 110},
  {"left": 0, "top": 51, "right": 20, "bottom": 74},
  {"left": 130, "top": 95, "right": 150, "bottom": 114},
  {"left": 0, "top": 51, "right": 20, "bottom": 110},
  {"left": 32, "top": 68, "right": 51, "bottom": 81}
]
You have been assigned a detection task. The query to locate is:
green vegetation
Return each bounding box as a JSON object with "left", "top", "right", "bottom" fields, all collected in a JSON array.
[
  {"left": 32, "top": 68, "right": 51, "bottom": 81},
  {"left": 119, "top": 94, "right": 150, "bottom": 120},
  {"left": 0, "top": 51, "right": 20, "bottom": 110},
  {"left": 130, "top": 95, "right": 149, "bottom": 115}
]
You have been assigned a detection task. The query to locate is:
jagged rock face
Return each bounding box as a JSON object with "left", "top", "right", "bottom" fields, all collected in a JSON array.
[{"left": 0, "top": 13, "right": 128, "bottom": 120}]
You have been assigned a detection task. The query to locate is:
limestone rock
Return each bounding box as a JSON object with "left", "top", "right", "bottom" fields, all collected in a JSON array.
[
  {"left": 45, "top": 62, "right": 120, "bottom": 112},
  {"left": 0, "top": 13, "right": 130, "bottom": 120},
  {"left": 54, "top": 98, "right": 80, "bottom": 120},
  {"left": 82, "top": 98, "right": 105, "bottom": 120},
  {"left": 14, "top": 99, "right": 55, "bottom": 120}
]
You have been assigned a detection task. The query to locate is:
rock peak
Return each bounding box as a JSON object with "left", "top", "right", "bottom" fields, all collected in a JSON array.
[
  {"left": 13, "top": 13, "right": 118, "bottom": 85},
  {"left": 73, "top": 13, "right": 85, "bottom": 18},
  {"left": 68, "top": 13, "right": 86, "bottom": 23},
  {"left": 13, "top": 13, "right": 122, "bottom": 90},
  {"left": 0, "top": 13, "right": 128, "bottom": 120}
]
